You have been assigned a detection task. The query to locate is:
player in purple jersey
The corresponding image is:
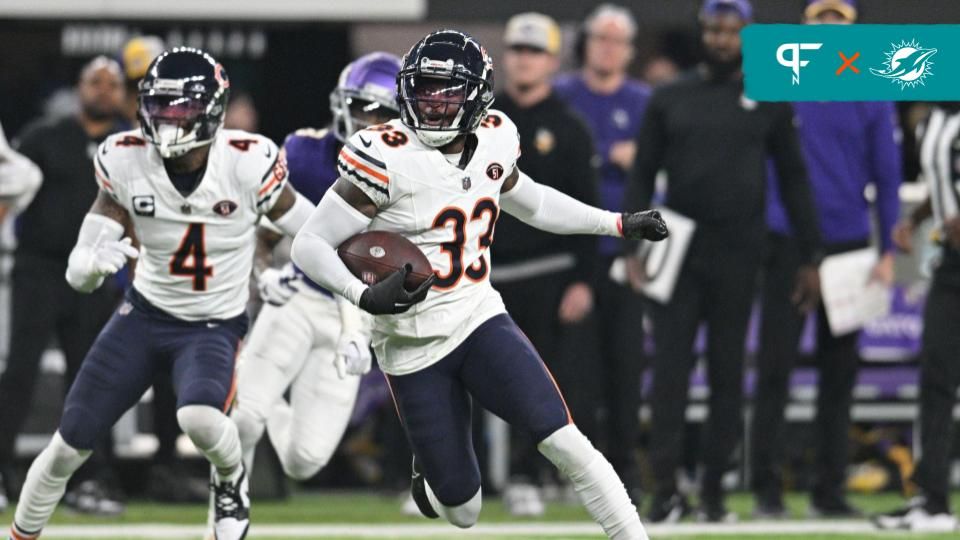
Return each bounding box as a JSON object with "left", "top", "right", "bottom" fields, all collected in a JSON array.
[{"left": 228, "top": 52, "right": 401, "bottom": 487}]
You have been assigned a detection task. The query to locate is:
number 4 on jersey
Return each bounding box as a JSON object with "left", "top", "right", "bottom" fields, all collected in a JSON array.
[{"left": 170, "top": 223, "right": 213, "bottom": 291}]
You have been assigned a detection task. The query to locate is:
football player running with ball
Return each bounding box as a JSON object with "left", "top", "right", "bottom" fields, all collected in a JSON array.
[
  {"left": 230, "top": 52, "right": 401, "bottom": 482},
  {"left": 292, "top": 30, "right": 666, "bottom": 539},
  {"left": 7, "top": 48, "right": 315, "bottom": 540}
]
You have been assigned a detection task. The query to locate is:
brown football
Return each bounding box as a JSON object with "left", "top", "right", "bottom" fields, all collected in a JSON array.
[{"left": 337, "top": 231, "right": 433, "bottom": 290}]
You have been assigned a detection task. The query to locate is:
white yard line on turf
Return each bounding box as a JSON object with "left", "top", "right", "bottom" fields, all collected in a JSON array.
[{"left": 43, "top": 520, "right": 885, "bottom": 538}]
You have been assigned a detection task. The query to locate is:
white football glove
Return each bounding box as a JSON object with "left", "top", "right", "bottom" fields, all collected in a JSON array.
[
  {"left": 333, "top": 331, "right": 372, "bottom": 379},
  {"left": 92, "top": 236, "right": 139, "bottom": 275},
  {"left": 258, "top": 265, "right": 300, "bottom": 306}
]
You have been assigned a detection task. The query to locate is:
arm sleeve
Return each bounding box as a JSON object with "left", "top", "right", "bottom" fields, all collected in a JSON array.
[
  {"left": 290, "top": 187, "right": 371, "bottom": 306},
  {"left": 768, "top": 103, "right": 823, "bottom": 263},
  {"left": 66, "top": 213, "right": 125, "bottom": 293},
  {"left": 500, "top": 170, "right": 621, "bottom": 237},
  {"left": 271, "top": 191, "right": 315, "bottom": 237},
  {"left": 867, "top": 102, "right": 904, "bottom": 254},
  {"left": 564, "top": 120, "right": 602, "bottom": 283},
  {"left": 337, "top": 133, "right": 390, "bottom": 208}
]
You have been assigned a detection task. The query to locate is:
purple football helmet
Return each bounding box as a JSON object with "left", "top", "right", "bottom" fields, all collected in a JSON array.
[{"left": 330, "top": 52, "right": 402, "bottom": 141}]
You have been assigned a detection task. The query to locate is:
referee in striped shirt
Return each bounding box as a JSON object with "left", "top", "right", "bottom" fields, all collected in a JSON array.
[{"left": 874, "top": 102, "right": 960, "bottom": 532}]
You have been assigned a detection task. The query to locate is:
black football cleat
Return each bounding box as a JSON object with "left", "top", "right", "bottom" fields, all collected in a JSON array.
[{"left": 410, "top": 457, "right": 438, "bottom": 519}]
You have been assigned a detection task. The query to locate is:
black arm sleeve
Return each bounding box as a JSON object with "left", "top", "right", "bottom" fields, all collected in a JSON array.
[
  {"left": 768, "top": 103, "right": 823, "bottom": 263},
  {"left": 564, "top": 118, "right": 601, "bottom": 283}
]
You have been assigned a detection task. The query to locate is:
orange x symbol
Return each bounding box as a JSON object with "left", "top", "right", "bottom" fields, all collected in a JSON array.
[{"left": 836, "top": 51, "right": 860, "bottom": 75}]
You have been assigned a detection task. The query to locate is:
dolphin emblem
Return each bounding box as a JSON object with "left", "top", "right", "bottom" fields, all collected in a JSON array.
[{"left": 870, "top": 45, "right": 937, "bottom": 84}]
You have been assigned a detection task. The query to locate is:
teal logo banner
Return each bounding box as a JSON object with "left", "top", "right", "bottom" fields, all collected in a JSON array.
[{"left": 742, "top": 25, "right": 957, "bottom": 101}]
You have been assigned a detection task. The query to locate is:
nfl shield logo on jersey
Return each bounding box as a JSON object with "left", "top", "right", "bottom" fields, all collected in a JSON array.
[
  {"left": 212, "top": 199, "right": 238, "bottom": 216},
  {"left": 462, "top": 176, "right": 472, "bottom": 191}
]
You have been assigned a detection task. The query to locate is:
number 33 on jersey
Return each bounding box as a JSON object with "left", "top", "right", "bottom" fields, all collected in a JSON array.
[
  {"left": 337, "top": 111, "right": 519, "bottom": 356},
  {"left": 94, "top": 128, "right": 288, "bottom": 320}
]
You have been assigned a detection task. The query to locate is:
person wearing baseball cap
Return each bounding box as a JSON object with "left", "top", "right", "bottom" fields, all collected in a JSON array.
[
  {"left": 119, "top": 36, "right": 165, "bottom": 125},
  {"left": 700, "top": 0, "right": 753, "bottom": 21},
  {"left": 494, "top": 13, "right": 608, "bottom": 516},
  {"left": 503, "top": 12, "right": 561, "bottom": 55},
  {"left": 804, "top": 0, "right": 857, "bottom": 23},
  {"left": 633, "top": 0, "right": 824, "bottom": 523},
  {"left": 751, "top": 0, "right": 902, "bottom": 521}
]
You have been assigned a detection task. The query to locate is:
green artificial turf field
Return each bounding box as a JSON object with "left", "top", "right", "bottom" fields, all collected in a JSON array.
[{"left": 21, "top": 490, "right": 959, "bottom": 539}]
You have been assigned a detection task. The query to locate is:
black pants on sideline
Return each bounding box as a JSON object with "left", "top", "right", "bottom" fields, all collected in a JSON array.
[
  {"left": 912, "top": 275, "right": 960, "bottom": 512},
  {"left": 751, "top": 234, "right": 866, "bottom": 504},
  {"left": 648, "top": 235, "right": 762, "bottom": 500},
  {"left": 593, "top": 258, "right": 646, "bottom": 491},
  {"left": 0, "top": 253, "right": 117, "bottom": 478},
  {"left": 497, "top": 270, "right": 595, "bottom": 483}
]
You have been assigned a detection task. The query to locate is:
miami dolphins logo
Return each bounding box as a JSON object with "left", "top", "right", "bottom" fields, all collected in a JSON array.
[{"left": 870, "top": 39, "right": 937, "bottom": 89}]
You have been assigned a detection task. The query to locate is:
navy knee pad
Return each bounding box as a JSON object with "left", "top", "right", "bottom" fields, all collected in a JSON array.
[{"left": 59, "top": 405, "right": 101, "bottom": 451}]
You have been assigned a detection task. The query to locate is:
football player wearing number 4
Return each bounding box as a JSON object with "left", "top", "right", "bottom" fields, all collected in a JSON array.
[
  {"left": 7, "top": 48, "right": 315, "bottom": 540},
  {"left": 292, "top": 30, "right": 667, "bottom": 539}
]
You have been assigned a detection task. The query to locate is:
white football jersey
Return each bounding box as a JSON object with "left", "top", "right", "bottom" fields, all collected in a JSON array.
[
  {"left": 94, "top": 129, "right": 288, "bottom": 321},
  {"left": 338, "top": 110, "right": 520, "bottom": 375}
]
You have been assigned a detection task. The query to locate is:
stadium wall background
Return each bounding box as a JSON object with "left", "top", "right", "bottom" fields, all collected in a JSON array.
[{"left": 2, "top": 0, "right": 959, "bottom": 143}]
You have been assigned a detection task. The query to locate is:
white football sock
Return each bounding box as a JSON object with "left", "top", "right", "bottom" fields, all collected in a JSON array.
[
  {"left": 13, "top": 432, "right": 90, "bottom": 535},
  {"left": 539, "top": 425, "right": 648, "bottom": 540},
  {"left": 177, "top": 405, "right": 242, "bottom": 482},
  {"left": 424, "top": 482, "right": 482, "bottom": 529},
  {"left": 231, "top": 404, "right": 267, "bottom": 476}
]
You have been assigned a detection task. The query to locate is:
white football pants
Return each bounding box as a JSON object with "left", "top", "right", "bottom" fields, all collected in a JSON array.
[{"left": 232, "top": 288, "right": 360, "bottom": 480}]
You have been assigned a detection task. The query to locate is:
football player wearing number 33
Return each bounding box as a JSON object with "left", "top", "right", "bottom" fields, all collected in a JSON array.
[
  {"left": 8, "top": 48, "right": 316, "bottom": 540},
  {"left": 291, "top": 30, "right": 667, "bottom": 540}
]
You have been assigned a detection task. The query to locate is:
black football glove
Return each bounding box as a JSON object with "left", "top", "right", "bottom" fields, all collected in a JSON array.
[
  {"left": 621, "top": 210, "right": 669, "bottom": 241},
  {"left": 358, "top": 264, "right": 436, "bottom": 315}
]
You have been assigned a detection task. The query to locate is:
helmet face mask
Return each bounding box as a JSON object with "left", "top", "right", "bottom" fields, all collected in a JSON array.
[
  {"left": 139, "top": 93, "right": 209, "bottom": 157},
  {"left": 329, "top": 52, "right": 402, "bottom": 142},
  {"left": 398, "top": 30, "right": 495, "bottom": 148},
  {"left": 137, "top": 47, "right": 229, "bottom": 159}
]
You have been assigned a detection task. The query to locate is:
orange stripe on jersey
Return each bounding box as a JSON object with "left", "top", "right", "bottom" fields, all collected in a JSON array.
[
  {"left": 257, "top": 175, "right": 281, "bottom": 197},
  {"left": 339, "top": 150, "right": 389, "bottom": 184},
  {"left": 95, "top": 168, "right": 113, "bottom": 191}
]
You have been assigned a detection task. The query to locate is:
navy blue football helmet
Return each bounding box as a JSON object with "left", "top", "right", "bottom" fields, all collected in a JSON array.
[
  {"left": 138, "top": 47, "right": 230, "bottom": 158},
  {"left": 397, "top": 30, "right": 495, "bottom": 147}
]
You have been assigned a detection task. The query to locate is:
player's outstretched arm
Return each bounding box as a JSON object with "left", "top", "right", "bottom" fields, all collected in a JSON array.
[
  {"left": 65, "top": 190, "right": 138, "bottom": 293},
  {"left": 499, "top": 168, "right": 669, "bottom": 241}
]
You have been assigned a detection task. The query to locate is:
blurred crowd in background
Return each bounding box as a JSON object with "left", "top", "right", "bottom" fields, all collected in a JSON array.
[{"left": 0, "top": 0, "right": 958, "bottom": 525}]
